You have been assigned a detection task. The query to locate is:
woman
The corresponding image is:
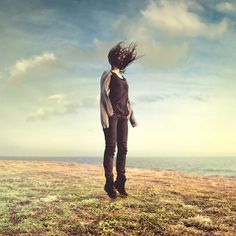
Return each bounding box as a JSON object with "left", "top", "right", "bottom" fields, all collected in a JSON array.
[{"left": 99, "top": 41, "right": 143, "bottom": 199}]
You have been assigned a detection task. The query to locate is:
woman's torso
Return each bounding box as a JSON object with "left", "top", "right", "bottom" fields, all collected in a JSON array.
[{"left": 109, "top": 71, "right": 129, "bottom": 116}]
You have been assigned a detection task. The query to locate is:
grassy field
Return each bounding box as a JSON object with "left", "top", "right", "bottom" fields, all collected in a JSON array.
[{"left": 0, "top": 160, "right": 235, "bottom": 236}]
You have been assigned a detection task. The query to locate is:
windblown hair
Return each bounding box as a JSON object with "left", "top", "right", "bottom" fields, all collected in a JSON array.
[{"left": 108, "top": 41, "right": 144, "bottom": 73}]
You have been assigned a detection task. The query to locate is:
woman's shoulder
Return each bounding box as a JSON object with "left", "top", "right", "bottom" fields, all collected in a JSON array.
[
  {"left": 100, "top": 70, "right": 112, "bottom": 87},
  {"left": 103, "top": 69, "right": 112, "bottom": 75},
  {"left": 101, "top": 69, "right": 111, "bottom": 78}
]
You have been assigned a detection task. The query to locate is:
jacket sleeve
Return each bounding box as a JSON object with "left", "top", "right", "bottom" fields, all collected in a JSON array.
[
  {"left": 100, "top": 71, "right": 114, "bottom": 128},
  {"left": 101, "top": 73, "right": 114, "bottom": 117},
  {"left": 127, "top": 98, "right": 138, "bottom": 127}
]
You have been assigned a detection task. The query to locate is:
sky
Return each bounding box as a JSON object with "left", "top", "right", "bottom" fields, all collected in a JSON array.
[{"left": 0, "top": 0, "right": 236, "bottom": 158}]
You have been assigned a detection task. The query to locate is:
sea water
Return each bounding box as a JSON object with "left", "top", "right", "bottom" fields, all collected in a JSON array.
[{"left": 0, "top": 156, "right": 235, "bottom": 178}]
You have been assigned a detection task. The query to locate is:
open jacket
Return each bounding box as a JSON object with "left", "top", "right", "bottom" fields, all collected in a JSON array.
[{"left": 100, "top": 69, "right": 137, "bottom": 129}]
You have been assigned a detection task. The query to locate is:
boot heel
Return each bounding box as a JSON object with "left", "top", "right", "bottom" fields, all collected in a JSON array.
[
  {"left": 104, "top": 178, "right": 117, "bottom": 199},
  {"left": 114, "top": 178, "right": 128, "bottom": 197}
]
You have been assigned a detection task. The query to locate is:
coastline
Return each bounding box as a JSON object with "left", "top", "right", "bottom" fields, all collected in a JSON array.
[
  {"left": 0, "top": 159, "right": 236, "bottom": 181},
  {"left": 0, "top": 156, "right": 236, "bottom": 178}
]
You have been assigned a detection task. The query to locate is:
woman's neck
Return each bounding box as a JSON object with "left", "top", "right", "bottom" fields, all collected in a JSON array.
[
  {"left": 111, "top": 68, "right": 120, "bottom": 73},
  {"left": 111, "top": 68, "right": 123, "bottom": 77}
]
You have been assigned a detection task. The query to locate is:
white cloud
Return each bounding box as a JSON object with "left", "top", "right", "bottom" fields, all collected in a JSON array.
[
  {"left": 47, "top": 94, "right": 66, "bottom": 104},
  {"left": 27, "top": 93, "right": 98, "bottom": 121},
  {"left": 119, "top": 10, "right": 189, "bottom": 66},
  {"left": 62, "top": 0, "right": 229, "bottom": 67},
  {"left": 109, "top": 0, "right": 230, "bottom": 67},
  {"left": 135, "top": 93, "right": 208, "bottom": 103},
  {"left": 27, "top": 107, "right": 56, "bottom": 121},
  {"left": 216, "top": 2, "right": 235, "bottom": 13},
  {"left": 140, "top": 0, "right": 228, "bottom": 38},
  {"left": 63, "top": 101, "right": 80, "bottom": 114},
  {"left": 27, "top": 93, "right": 79, "bottom": 121},
  {"left": 138, "top": 38, "right": 188, "bottom": 66},
  {"left": 80, "top": 96, "right": 99, "bottom": 108},
  {"left": 111, "top": 15, "right": 127, "bottom": 30},
  {"left": 10, "top": 52, "right": 57, "bottom": 81},
  {"left": 61, "top": 38, "right": 117, "bottom": 64}
]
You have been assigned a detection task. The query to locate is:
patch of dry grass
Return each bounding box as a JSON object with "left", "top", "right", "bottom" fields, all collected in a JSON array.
[{"left": 0, "top": 160, "right": 235, "bottom": 235}]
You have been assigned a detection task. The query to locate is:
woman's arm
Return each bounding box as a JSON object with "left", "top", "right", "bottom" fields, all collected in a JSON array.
[
  {"left": 101, "top": 72, "right": 114, "bottom": 117},
  {"left": 100, "top": 71, "right": 114, "bottom": 128},
  {"left": 127, "top": 98, "right": 138, "bottom": 127}
]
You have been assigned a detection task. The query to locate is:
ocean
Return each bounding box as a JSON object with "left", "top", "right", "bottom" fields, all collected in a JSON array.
[{"left": 0, "top": 156, "right": 235, "bottom": 178}]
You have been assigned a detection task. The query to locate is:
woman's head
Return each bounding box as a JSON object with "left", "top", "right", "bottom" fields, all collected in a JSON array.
[{"left": 108, "top": 41, "right": 144, "bottom": 73}]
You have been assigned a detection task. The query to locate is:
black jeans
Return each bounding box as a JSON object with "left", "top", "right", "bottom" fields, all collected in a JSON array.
[{"left": 103, "top": 113, "right": 128, "bottom": 180}]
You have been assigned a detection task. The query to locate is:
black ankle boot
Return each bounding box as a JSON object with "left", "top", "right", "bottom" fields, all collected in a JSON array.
[
  {"left": 104, "top": 177, "right": 117, "bottom": 199},
  {"left": 114, "top": 176, "right": 128, "bottom": 197}
]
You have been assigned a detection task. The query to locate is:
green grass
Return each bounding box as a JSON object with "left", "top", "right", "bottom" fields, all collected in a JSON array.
[{"left": 0, "top": 160, "right": 235, "bottom": 235}]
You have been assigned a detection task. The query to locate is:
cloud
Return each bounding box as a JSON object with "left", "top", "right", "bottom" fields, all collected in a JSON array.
[
  {"left": 59, "top": 0, "right": 229, "bottom": 68},
  {"left": 27, "top": 93, "right": 79, "bottom": 121},
  {"left": 27, "top": 107, "right": 56, "bottom": 121},
  {"left": 116, "top": 17, "right": 189, "bottom": 66},
  {"left": 63, "top": 1, "right": 199, "bottom": 67},
  {"left": 27, "top": 101, "right": 80, "bottom": 121},
  {"left": 111, "top": 15, "right": 127, "bottom": 30},
  {"left": 109, "top": 0, "right": 230, "bottom": 67},
  {"left": 136, "top": 94, "right": 165, "bottom": 103},
  {"left": 117, "top": 12, "right": 188, "bottom": 65},
  {"left": 61, "top": 38, "right": 116, "bottom": 64},
  {"left": 140, "top": 0, "right": 228, "bottom": 38},
  {"left": 135, "top": 93, "right": 208, "bottom": 103},
  {"left": 27, "top": 93, "right": 98, "bottom": 121},
  {"left": 80, "top": 96, "right": 99, "bottom": 108},
  {"left": 63, "top": 101, "right": 80, "bottom": 114},
  {"left": 138, "top": 39, "right": 188, "bottom": 66},
  {"left": 10, "top": 52, "right": 58, "bottom": 81},
  {"left": 216, "top": 2, "right": 235, "bottom": 13},
  {"left": 47, "top": 94, "right": 66, "bottom": 104},
  {"left": 190, "top": 95, "right": 207, "bottom": 102}
]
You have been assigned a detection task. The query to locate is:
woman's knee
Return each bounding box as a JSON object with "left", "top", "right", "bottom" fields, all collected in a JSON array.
[
  {"left": 105, "top": 143, "right": 116, "bottom": 155},
  {"left": 117, "top": 143, "right": 128, "bottom": 155}
]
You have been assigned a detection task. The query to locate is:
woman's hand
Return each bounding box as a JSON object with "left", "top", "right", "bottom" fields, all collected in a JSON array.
[{"left": 131, "top": 122, "right": 138, "bottom": 127}]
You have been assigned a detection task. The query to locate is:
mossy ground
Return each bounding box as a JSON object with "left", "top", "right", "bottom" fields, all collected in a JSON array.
[{"left": 0, "top": 160, "right": 235, "bottom": 235}]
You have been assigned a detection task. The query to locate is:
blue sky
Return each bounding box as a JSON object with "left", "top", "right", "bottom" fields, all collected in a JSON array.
[{"left": 0, "top": 0, "right": 236, "bottom": 158}]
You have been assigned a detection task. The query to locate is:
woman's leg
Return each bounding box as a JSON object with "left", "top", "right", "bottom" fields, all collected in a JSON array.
[
  {"left": 102, "top": 114, "right": 118, "bottom": 179},
  {"left": 116, "top": 116, "right": 128, "bottom": 180}
]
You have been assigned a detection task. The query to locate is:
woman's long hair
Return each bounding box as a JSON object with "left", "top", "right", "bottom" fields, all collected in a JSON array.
[{"left": 108, "top": 41, "right": 144, "bottom": 73}]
